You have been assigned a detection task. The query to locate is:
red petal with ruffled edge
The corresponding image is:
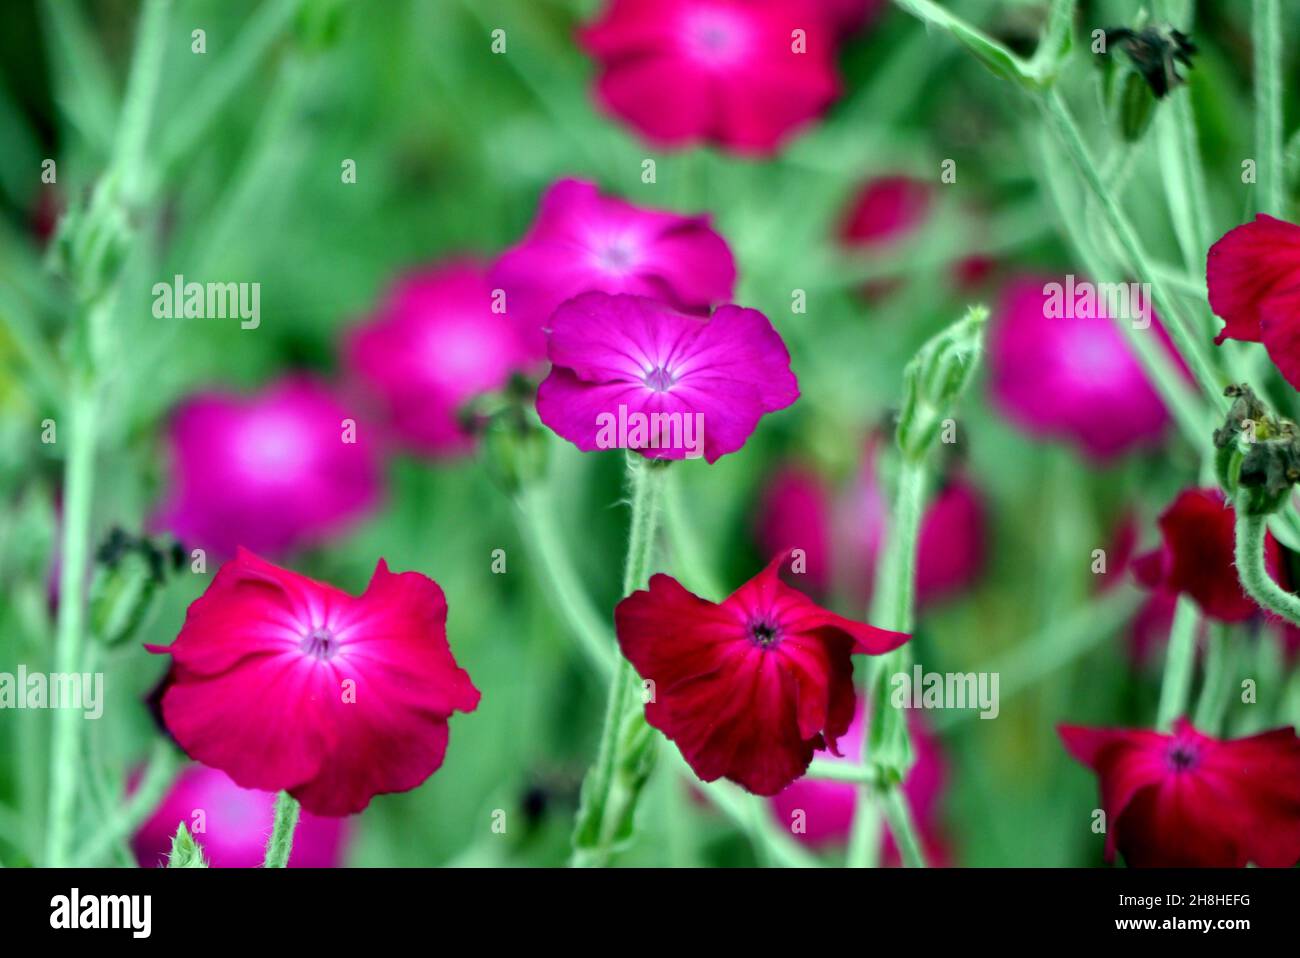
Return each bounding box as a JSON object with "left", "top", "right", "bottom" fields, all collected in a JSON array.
[
  {"left": 149, "top": 550, "right": 479, "bottom": 816},
  {"left": 615, "top": 555, "right": 907, "bottom": 795}
]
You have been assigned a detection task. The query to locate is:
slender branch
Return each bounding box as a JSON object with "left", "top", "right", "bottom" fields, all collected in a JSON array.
[
  {"left": 1039, "top": 88, "right": 1226, "bottom": 412},
  {"left": 1155, "top": 596, "right": 1200, "bottom": 730},
  {"left": 1193, "top": 625, "right": 1235, "bottom": 734},
  {"left": 1253, "top": 0, "right": 1285, "bottom": 216},
  {"left": 515, "top": 482, "right": 616, "bottom": 676}
]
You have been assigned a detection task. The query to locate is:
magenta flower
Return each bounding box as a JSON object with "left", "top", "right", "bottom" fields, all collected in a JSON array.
[
  {"left": 536, "top": 292, "right": 799, "bottom": 463},
  {"left": 148, "top": 550, "right": 480, "bottom": 816},
  {"left": 756, "top": 442, "right": 986, "bottom": 608},
  {"left": 345, "top": 261, "right": 538, "bottom": 456},
  {"left": 133, "top": 764, "right": 347, "bottom": 867},
  {"left": 579, "top": 0, "right": 841, "bottom": 155},
  {"left": 615, "top": 555, "right": 909, "bottom": 795},
  {"left": 770, "top": 706, "right": 946, "bottom": 863},
  {"left": 1059, "top": 719, "right": 1300, "bottom": 867},
  {"left": 490, "top": 179, "right": 735, "bottom": 348},
  {"left": 988, "top": 276, "right": 1185, "bottom": 460},
  {"left": 155, "top": 377, "right": 380, "bottom": 559}
]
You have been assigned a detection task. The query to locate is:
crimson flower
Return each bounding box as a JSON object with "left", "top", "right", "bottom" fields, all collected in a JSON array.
[
  {"left": 579, "top": 0, "right": 841, "bottom": 155},
  {"left": 1208, "top": 214, "right": 1300, "bottom": 388},
  {"left": 148, "top": 550, "right": 480, "bottom": 816},
  {"left": 490, "top": 178, "right": 735, "bottom": 348},
  {"left": 1133, "top": 487, "right": 1274, "bottom": 623},
  {"left": 615, "top": 555, "right": 909, "bottom": 795},
  {"left": 536, "top": 292, "right": 798, "bottom": 463},
  {"left": 1059, "top": 719, "right": 1300, "bottom": 867}
]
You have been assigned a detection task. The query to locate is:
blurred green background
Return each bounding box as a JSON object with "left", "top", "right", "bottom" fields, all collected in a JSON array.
[{"left": 0, "top": 0, "right": 1297, "bottom": 866}]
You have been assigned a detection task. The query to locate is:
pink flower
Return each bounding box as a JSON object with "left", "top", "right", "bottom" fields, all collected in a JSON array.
[
  {"left": 133, "top": 764, "right": 347, "bottom": 867},
  {"left": 1133, "top": 488, "right": 1274, "bottom": 623},
  {"left": 536, "top": 292, "right": 799, "bottom": 463},
  {"left": 1059, "top": 719, "right": 1300, "bottom": 867},
  {"left": 756, "top": 443, "right": 986, "bottom": 608},
  {"left": 615, "top": 555, "right": 909, "bottom": 795},
  {"left": 1207, "top": 215, "right": 1300, "bottom": 388},
  {"left": 579, "top": 0, "right": 841, "bottom": 154},
  {"left": 839, "top": 176, "right": 932, "bottom": 249},
  {"left": 770, "top": 706, "right": 947, "bottom": 863},
  {"left": 155, "top": 377, "right": 380, "bottom": 559},
  {"left": 148, "top": 550, "right": 480, "bottom": 816},
  {"left": 345, "top": 261, "right": 538, "bottom": 456},
  {"left": 490, "top": 179, "right": 736, "bottom": 349},
  {"left": 988, "top": 276, "right": 1184, "bottom": 460}
]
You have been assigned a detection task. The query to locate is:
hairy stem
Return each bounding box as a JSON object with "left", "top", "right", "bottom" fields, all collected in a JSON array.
[
  {"left": 263, "top": 792, "right": 300, "bottom": 868},
  {"left": 1235, "top": 499, "right": 1300, "bottom": 626},
  {"left": 1253, "top": 0, "right": 1284, "bottom": 217},
  {"left": 569, "top": 457, "right": 667, "bottom": 867}
]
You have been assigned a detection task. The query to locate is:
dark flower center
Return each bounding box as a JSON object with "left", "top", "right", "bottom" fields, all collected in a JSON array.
[
  {"left": 1165, "top": 740, "right": 1201, "bottom": 773},
  {"left": 749, "top": 620, "right": 781, "bottom": 649},
  {"left": 301, "top": 627, "right": 339, "bottom": 661}
]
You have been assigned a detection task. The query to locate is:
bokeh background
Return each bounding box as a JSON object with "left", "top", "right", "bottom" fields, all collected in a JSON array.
[{"left": 1, "top": 0, "right": 1297, "bottom": 867}]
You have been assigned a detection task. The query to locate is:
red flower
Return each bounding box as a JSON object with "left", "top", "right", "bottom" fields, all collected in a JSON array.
[
  {"left": 148, "top": 550, "right": 480, "bottom": 816},
  {"left": 1059, "top": 719, "right": 1300, "bottom": 867},
  {"left": 614, "top": 555, "right": 909, "bottom": 795},
  {"left": 1132, "top": 487, "right": 1274, "bottom": 623},
  {"left": 1208, "top": 214, "right": 1300, "bottom": 388}
]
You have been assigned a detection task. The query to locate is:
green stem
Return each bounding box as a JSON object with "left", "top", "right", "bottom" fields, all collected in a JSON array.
[
  {"left": 1193, "top": 625, "right": 1235, "bottom": 734},
  {"left": 848, "top": 457, "right": 926, "bottom": 868},
  {"left": 73, "top": 739, "right": 179, "bottom": 866},
  {"left": 515, "top": 481, "right": 616, "bottom": 677},
  {"left": 111, "top": 0, "right": 171, "bottom": 207},
  {"left": 1234, "top": 500, "right": 1300, "bottom": 626},
  {"left": 569, "top": 457, "right": 668, "bottom": 867},
  {"left": 263, "top": 791, "right": 300, "bottom": 868},
  {"left": 1155, "top": 596, "right": 1200, "bottom": 731},
  {"left": 1039, "top": 87, "right": 1225, "bottom": 412},
  {"left": 1253, "top": 0, "right": 1284, "bottom": 217},
  {"left": 1035, "top": 128, "right": 1208, "bottom": 446},
  {"left": 43, "top": 387, "right": 97, "bottom": 866},
  {"left": 880, "top": 786, "right": 926, "bottom": 869},
  {"left": 807, "top": 761, "right": 880, "bottom": 785}
]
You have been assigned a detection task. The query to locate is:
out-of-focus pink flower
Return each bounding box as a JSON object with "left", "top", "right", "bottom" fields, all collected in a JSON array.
[
  {"left": 840, "top": 176, "right": 932, "bottom": 249},
  {"left": 616, "top": 555, "right": 909, "bottom": 795},
  {"left": 1060, "top": 719, "right": 1300, "bottom": 867},
  {"left": 1207, "top": 215, "right": 1300, "bottom": 388},
  {"left": 988, "top": 276, "right": 1185, "bottom": 460},
  {"left": 578, "top": 0, "right": 841, "bottom": 155},
  {"left": 155, "top": 377, "right": 380, "bottom": 559},
  {"left": 490, "top": 179, "right": 735, "bottom": 349},
  {"left": 133, "top": 764, "right": 346, "bottom": 868},
  {"left": 756, "top": 443, "right": 986, "bottom": 608},
  {"left": 148, "top": 550, "right": 480, "bottom": 816},
  {"left": 345, "top": 261, "right": 537, "bottom": 457},
  {"left": 1133, "top": 488, "right": 1274, "bottom": 624},
  {"left": 817, "top": 0, "right": 887, "bottom": 36},
  {"left": 536, "top": 293, "right": 798, "bottom": 463},
  {"left": 770, "top": 706, "right": 947, "bottom": 863}
]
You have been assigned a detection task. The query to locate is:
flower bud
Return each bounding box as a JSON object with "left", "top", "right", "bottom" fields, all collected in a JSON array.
[
  {"left": 1213, "top": 384, "right": 1300, "bottom": 516},
  {"left": 88, "top": 529, "right": 180, "bottom": 647},
  {"left": 895, "top": 306, "right": 987, "bottom": 461}
]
